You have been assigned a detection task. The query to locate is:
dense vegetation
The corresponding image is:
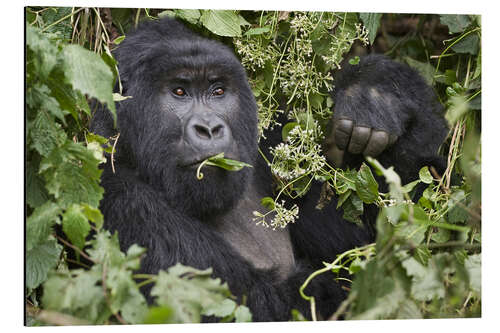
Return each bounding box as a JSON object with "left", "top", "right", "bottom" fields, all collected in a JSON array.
[{"left": 26, "top": 7, "right": 481, "bottom": 325}]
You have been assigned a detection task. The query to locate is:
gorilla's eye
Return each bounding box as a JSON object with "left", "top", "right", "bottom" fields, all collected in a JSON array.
[
  {"left": 213, "top": 87, "right": 225, "bottom": 96},
  {"left": 173, "top": 87, "right": 186, "bottom": 96}
]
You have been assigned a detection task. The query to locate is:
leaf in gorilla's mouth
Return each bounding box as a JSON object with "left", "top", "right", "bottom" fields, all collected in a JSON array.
[{"left": 196, "top": 153, "right": 252, "bottom": 180}]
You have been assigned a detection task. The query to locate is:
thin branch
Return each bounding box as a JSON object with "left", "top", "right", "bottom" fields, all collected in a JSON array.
[
  {"left": 55, "top": 234, "right": 95, "bottom": 264},
  {"left": 102, "top": 263, "right": 128, "bottom": 325}
]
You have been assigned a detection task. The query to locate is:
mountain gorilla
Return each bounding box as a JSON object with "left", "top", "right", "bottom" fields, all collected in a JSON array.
[{"left": 90, "top": 16, "right": 448, "bottom": 322}]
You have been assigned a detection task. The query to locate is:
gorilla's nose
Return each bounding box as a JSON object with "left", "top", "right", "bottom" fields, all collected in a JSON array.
[{"left": 185, "top": 115, "right": 232, "bottom": 149}]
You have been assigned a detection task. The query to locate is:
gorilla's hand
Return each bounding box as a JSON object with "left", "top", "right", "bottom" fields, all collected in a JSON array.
[
  {"left": 323, "top": 55, "right": 419, "bottom": 168},
  {"left": 324, "top": 117, "right": 398, "bottom": 168}
]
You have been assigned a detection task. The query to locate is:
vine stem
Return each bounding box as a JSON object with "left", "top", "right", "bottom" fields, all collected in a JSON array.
[{"left": 299, "top": 243, "right": 375, "bottom": 320}]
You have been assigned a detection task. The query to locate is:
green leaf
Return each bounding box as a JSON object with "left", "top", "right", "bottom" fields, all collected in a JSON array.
[
  {"left": 418, "top": 166, "right": 433, "bottom": 184},
  {"left": 28, "top": 110, "right": 67, "bottom": 157},
  {"left": 26, "top": 240, "right": 62, "bottom": 289},
  {"left": 81, "top": 203, "right": 104, "bottom": 230},
  {"left": 342, "top": 194, "right": 364, "bottom": 225},
  {"left": 174, "top": 9, "right": 201, "bottom": 24},
  {"left": 203, "top": 153, "right": 253, "bottom": 172},
  {"left": 367, "top": 157, "right": 403, "bottom": 202},
  {"left": 355, "top": 163, "right": 379, "bottom": 204},
  {"left": 260, "top": 197, "right": 275, "bottom": 210},
  {"left": 202, "top": 298, "right": 237, "bottom": 317},
  {"left": 404, "top": 57, "right": 436, "bottom": 86},
  {"left": 26, "top": 159, "right": 50, "bottom": 208},
  {"left": 151, "top": 264, "right": 234, "bottom": 323},
  {"left": 440, "top": 15, "right": 472, "bottom": 34},
  {"left": 40, "top": 142, "right": 104, "bottom": 208},
  {"left": 401, "top": 256, "right": 445, "bottom": 301},
  {"left": 451, "top": 33, "right": 480, "bottom": 55},
  {"left": 42, "top": 269, "right": 109, "bottom": 323},
  {"left": 62, "top": 204, "right": 91, "bottom": 250},
  {"left": 87, "top": 231, "right": 126, "bottom": 266},
  {"left": 200, "top": 10, "right": 242, "bottom": 37},
  {"left": 348, "top": 56, "right": 360, "bottom": 65},
  {"left": 62, "top": 44, "right": 116, "bottom": 123},
  {"left": 359, "top": 13, "right": 382, "bottom": 44},
  {"left": 282, "top": 122, "right": 299, "bottom": 141},
  {"left": 464, "top": 254, "right": 481, "bottom": 294},
  {"left": 244, "top": 27, "right": 270, "bottom": 36},
  {"left": 26, "top": 25, "right": 59, "bottom": 79},
  {"left": 234, "top": 305, "right": 252, "bottom": 322},
  {"left": 143, "top": 306, "right": 175, "bottom": 324},
  {"left": 26, "top": 201, "right": 61, "bottom": 252}
]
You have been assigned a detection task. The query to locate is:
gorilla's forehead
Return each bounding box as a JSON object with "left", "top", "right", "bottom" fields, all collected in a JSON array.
[{"left": 148, "top": 37, "right": 246, "bottom": 82}]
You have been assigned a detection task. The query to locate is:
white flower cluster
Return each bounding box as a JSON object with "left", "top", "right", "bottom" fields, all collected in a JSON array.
[
  {"left": 270, "top": 123, "right": 326, "bottom": 181},
  {"left": 254, "top": 200, "right": 300, "bottom": 230},
  {"left": 322, "top": 22, "right": 369, "bottom": 69},
  {"left": 233, "top": 39, "right": 278, "bottom": 72}
]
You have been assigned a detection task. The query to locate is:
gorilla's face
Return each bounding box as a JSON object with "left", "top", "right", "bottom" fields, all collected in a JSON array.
[{"left": 114, "top": 24, "right": 258, "bottom": 217}]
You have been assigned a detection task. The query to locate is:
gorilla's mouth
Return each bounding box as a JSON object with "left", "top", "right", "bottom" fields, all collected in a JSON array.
[{"left": 180, "top": 153, "right": 231, "bottom": 169}]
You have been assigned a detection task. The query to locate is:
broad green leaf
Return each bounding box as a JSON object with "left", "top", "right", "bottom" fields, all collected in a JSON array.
[
  {"left": 62, "top": 204, "right": 91, "bottom": 250},
  {"left": 202, "top": 298, "right": 237, "bottom": 317},
  {"left": 260, "top": 197, "right": 275, "bottom": 210},
  {"left": 367, "top": 157, "right": 403, "bottom": 202},
  {"left": 200, "top": 10, "right": 242, "bottom": 37},
  {"left": 26, "top": 25, "right": 58, "bottom": 79},
  {"left": 152, "top": 264, "right": 233, "bottom": 323},
  {"left": 28, "top": 110, "right": 66, "bottom": 157},
  {"left": 174, "top": 9, "right": 201, "bottom": 24},
  {"left": 202, "top": 153, "right": 252, "bottom": 173},
  {"left": 143, "top": 306, "right": 175, "bottom": 324},
  {"left": 87, "top": 231, "right": 126, "bottom": 266},
  {"left": 26, "top": 240, "right": 62, "bottom": 289},
  {"left": 440, "top": 15, "right": 471, "bottom": 34},
  {"left": 118, "top": 287, "right": 148, "bottom": 324},
  {"left": 349, "top": 260, "right": 407, "bottom": 320},
  {"left": 244, "top": 27, "right": 270, "bottom": 36},
  {"left": 451, "top": 33, "right": 480, "bottom": 55},
  {"left": 42, "top": 269, "right": 109, "bottom": 323},
  {"left": 359, "top": 13, "right": 382, "bottom": 45},
  {"left": 404, "top": 57, "right": 436, "bottom": 86},
  {"left": 464, "top": 254, "right": 481, "bottom": 294},
  {"left": 26, "top": 201, "right": 61, "bottom": 252},
  {"left": 234, "top": 305, "right": 252, "bottom": 322},
  {"left": 342, "top": 194, "right": 364, "bottom": 225},
  {"left": 430, "top": 227, "right": 451, "bottom": 243},
  {"left": 355, "top": 163, "right": 379, "bottom": 204},
  {"left": 62, "top": 44, "right": 116, "bottom": 123},
  {"left": 81, "top": 203, "right": 104, "bottom": 230},
  {"left": 395, "top": 299, "right": 423, "bottom": 319},
  {"left": 401, "top": 256, "right": 445, "bottom": 301},
  {"left": 418, "top": 166, "right": 433, "bottom": 184},
  {"left": 40, "top": 142, "right": 104, "bottom": 208},
  {"left": 395, "top": 222, "right": 426, "bottom": 244},
  {"left": 26, "top": 160, "right": 50, "bottom": 208},
  {"left": 402, "top": 179, "right": 421, "bottom": 194},
  {"left": 282, "top": 122, "right": 299, "bottom": 141}
]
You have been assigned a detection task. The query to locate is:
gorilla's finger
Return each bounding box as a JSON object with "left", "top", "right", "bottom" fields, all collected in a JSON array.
[
  {"left": 334, "top": 119, "right": 354, "bottom": 150},
  {"left": 389, "top": 134, "right": 398, "bottom": 146},
  {"left": 325, "top": 144, "right": 345, "bottom": 168},
  {"left": 347, "top": 126, "right": 371, "bottom": 154},
  {"left": 363, "top": 130, "right": 389, "bottom": 157}
]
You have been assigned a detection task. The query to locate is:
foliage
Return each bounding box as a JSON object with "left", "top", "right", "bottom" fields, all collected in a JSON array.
[{"left": 25, "top": 7, "right": 481, "bottom": 325}]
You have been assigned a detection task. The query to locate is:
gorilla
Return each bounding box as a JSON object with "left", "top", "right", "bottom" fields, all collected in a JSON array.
[{"left": 90, "top": 16, "right": 448, "bottom": 322}]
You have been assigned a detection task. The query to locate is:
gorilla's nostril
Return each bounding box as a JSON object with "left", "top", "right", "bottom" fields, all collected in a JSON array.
[
  {"left": 194, "top": 124, "right": 212, "bottom": 139},
  {"left": 212, "top": 125, "right": 224, "bottom": 138}
]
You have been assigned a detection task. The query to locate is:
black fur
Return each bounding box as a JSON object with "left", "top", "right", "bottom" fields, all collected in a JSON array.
[{"left": 90, "top": 17, "right": 447, "bottom": 322}]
